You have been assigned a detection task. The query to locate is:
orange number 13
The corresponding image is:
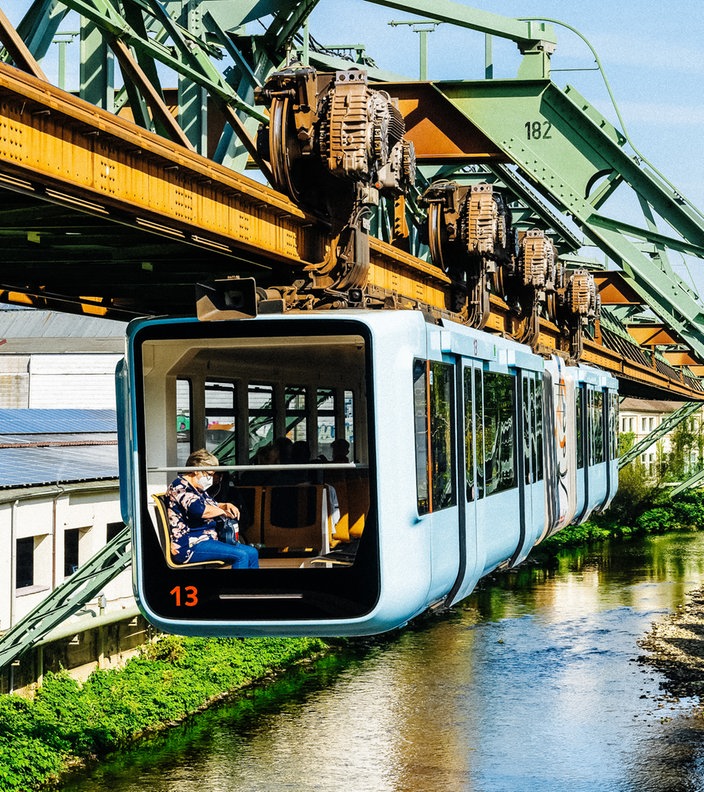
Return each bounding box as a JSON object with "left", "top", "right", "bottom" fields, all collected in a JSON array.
[{"left": 170, "top": 585, "right": 198, "bottom": 607}]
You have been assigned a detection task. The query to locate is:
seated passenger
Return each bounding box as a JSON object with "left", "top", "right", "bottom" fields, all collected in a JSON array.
[
  {"left": 331, "top": 438, "right": 350, "bottom": 463},
  {"left": 167, "top": 449, "right": 259, "bottom": 568}
]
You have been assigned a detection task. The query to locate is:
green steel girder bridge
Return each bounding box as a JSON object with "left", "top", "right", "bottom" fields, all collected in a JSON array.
[{"left": 3, "top": 0, "right": 704, "bottom": 669}]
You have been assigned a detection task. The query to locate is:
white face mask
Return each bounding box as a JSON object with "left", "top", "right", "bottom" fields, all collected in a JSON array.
[{"left": 197, "top": 474, "right": 213, "bottom": 491}]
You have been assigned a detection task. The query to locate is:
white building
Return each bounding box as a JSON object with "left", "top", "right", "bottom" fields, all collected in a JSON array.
[
  {"left": 0, "top": 308, "right": 148, "bottom": 694},
  {"left": 619, "top": 397, "right": 703, "bottom": 477}
]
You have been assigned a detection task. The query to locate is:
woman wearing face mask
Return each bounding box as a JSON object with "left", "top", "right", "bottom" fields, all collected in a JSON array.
[{"left": 166, "top": 449, "right": 259, "bottom": 568}]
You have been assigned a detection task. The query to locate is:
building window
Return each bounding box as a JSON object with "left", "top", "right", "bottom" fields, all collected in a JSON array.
[
  {"left": 16, "top": 537, "right": 34, "bottom": 589},
  {"left": 64, "top": 528, "right": 79, "bottom": 577},
  {"left": 107, "top": 521, "right": 125, "bottom": 542}
]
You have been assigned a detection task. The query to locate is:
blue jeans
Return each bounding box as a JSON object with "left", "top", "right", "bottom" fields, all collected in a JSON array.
[{"left": 188, "top": 538, "right": 259, "bottom": 569}]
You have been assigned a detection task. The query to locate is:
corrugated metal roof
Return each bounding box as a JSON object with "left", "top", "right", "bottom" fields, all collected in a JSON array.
[
  {"left": 0, "top": 408, "right": 119, "bottom": 488},
  {"left": 0, "top": 409, "right": 117, "bottom": 434},
  {"left": 0, "top": 445, "right": 118, "bottom": 488},
  {"left": 0, "top": 308, "right": 125, "bottom": 353}
]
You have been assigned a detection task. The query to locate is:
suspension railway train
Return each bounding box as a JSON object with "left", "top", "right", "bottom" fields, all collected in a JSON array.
[{"left": 117, "top": 308, "right": 618, "bottom": 637}]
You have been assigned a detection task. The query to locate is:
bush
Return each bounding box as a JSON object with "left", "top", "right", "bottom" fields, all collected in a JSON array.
[{"left": 0, "top": 635, "right": 329, "bottom": 791}]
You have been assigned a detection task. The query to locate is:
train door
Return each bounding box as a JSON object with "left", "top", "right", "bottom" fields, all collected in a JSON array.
[
  {"left": 444, "top": 359, "right": 483, "bottom": 606},
  {"left": 512, "top": 370, "right": 547, "bottom": 564},
  {"left": 475, "top": 365, "right": 522, "bottom": 575},
  {"left": 412, "top": 355, "right": 460, "bottom": 603},
  {"left": 574, "top": 382, "right": 589, "bottom": 522},
  {"left": 604, "top": 389, "right": 619, "bottom": 508}
]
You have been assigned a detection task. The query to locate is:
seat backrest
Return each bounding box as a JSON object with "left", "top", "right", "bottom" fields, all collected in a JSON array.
[
  {"left": 261, "top": 484, "right": 327, "bottom": 551},
  {"left": 151, "top": 493, "right": 171, "bottom": 557},
  {"left": 235, "top": 485, "right": 264, "bottom": 545},
  {"left": 151, "top": 493, "right": 225, "bottom": 569}
]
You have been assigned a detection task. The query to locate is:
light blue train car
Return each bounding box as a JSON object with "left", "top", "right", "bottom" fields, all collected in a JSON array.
[{"left": 117, "top": 309, "right": 618, "bottom": 636}]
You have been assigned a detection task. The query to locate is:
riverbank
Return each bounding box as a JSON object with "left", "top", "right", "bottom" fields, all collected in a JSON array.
[
  {"left": 639, "top": 585, "right": 704, "bottom": 701},
  {"left": 0, "top": 635, "right": 331, "bottom": 792}
]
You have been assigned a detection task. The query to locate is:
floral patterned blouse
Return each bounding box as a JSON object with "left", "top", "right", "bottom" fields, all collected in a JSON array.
[{"left": 166, "top": 475, "right": 219, "bottom": 562}]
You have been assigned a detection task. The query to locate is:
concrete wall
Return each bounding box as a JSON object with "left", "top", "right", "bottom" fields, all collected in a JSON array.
[{"left": 0, "top": 480, "right": 143, "bottom": 693}]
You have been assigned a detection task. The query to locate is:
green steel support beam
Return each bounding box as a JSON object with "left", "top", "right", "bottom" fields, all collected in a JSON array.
[
  {"left": 11, "top": 0, "right": 67, "bottom": 64},
  {"left": 432, "top": 78, "right": 704, "bottom": 361},
  {"left": 619, "top": 402, "right": 702, "bottom": 469},
  {"left": 264, "top": 0, "right": 320, "bottom": 54},
  {"left": 0, "top": 527, "right": 131, "bottom": 672},
  {"left": 366, "top": 0, "right": 556, "bottom": 78},
  {"left": 670, "top": 468, "right": 704, "bottom": 497},
  {"left": 488, "top": 163, "right": 583, "bottom": 252},
  {"left": 57, "top": 0, "right": 267, "bottom": 121}
]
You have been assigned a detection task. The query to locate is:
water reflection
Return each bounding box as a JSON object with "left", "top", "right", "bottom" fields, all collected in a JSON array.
[{"left": 60, "top": 533, "right": 704, "bottom": 792}]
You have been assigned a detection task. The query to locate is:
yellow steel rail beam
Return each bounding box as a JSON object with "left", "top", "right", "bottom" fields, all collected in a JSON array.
[
  {"left": 0, "top": 62, "right": 457, "bottom": 310},
  {"left": 0, "top": 63, "right": 701, "bottom": 400},
  {"left": 0, "top": 63, "right": 321, "bottom": 269}
]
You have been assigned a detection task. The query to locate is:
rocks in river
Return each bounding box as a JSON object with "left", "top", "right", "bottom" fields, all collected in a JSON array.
[{"left": 638, "top": 588, "right": 704, "bottom": 700}]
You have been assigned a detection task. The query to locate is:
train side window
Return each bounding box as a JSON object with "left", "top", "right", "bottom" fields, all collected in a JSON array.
[
  {"left": 522, "top": 373, "right": 544, "bottom": 484},
  {"left": 535, "top": 374, "right": 544, "bottom": 481},
  {"left": 464, "top": 367, "right": 476, "bottom": 501},
  {"left": 249, "top": 383, "right": 274, "bottom": 459},
  {"left": 176, "top": 378, "right": 192, "bottom": 466},
  {"left": 285, "top": 386, "right": 307, "bottom": 442},
  {"left": 576, "top": 385, "right": 585, "bottom": 469},
  {"left": 317, "top": 388, "right": 336, "bottom": 460},
  {"left": 205, "top": 380, "right": 238, "bottom": 456},
  {"left": 483, "top": 371, "right": 516, "bottom": 495},
  {"left": 522, "top": 377, "right": 532, "bottom": 484},
  {"left": 413, "top": 359, "right": 430, "bottom": 514},
  {"left": 475, "top": 368, "right": 484, "bottom": 499},
  {"left": 591, "top": 389, "right": 605, "bottom": 465},
  {"left": 413, "top": 359, "right": 457, "bottom": 513},
  {"left": 344, "top": 389, "right": 355, "bottom": 462},
  {"left": 430, "top": 361, "right": 456, "bottom": 510},
  {"left": 609, "top": 392, "right": 619, "bottom": 460}
]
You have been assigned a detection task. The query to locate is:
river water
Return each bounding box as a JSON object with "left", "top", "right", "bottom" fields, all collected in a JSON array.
[{"left": 59, "top": 532, "right": 704, "bottom": 792}]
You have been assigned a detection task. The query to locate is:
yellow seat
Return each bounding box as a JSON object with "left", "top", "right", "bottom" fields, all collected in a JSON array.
[{"left": 151, "top": 493, "right": 226, "bottom": 569}]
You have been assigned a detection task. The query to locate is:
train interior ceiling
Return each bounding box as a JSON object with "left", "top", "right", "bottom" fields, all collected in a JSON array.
[{"left": 141, "top": 331, "right": 370, "bottom": 569}]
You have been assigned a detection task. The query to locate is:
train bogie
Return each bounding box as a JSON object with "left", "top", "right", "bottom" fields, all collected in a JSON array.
[{"left": 118, "top": 309, "right": 618, "bottom": 636}]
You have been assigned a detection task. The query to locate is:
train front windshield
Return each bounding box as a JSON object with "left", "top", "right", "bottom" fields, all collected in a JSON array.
[{"left": 128, "top": 317, "right": 378, "bottom": 632}]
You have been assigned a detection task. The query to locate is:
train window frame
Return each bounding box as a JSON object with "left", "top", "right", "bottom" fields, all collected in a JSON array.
[
  {"left": 576, "top": 385, "right": 585, "bottom": 470},
  {"left": 413, "top": 359, "right": 457, "bottom": 514},
  {"left": 522, "top": 371, "right": 544, "bottom": 485},
  {"left": 464, "top": 366, "right": 477, "bottom": 502},
  {"left": 129, "top": 316, "right": 380, "bottom": 626},
  {"left": 482, "top": 369, "right": 517, "bottom": 495},
  {"left": 205, "top": 379, "right": 238, "bottom": 457},
  {"left": 590, "top": 388, "right": 605, "bottom": 465},
  {"left": 176, "top": 377, "right": 192, "bottom": 465}
]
